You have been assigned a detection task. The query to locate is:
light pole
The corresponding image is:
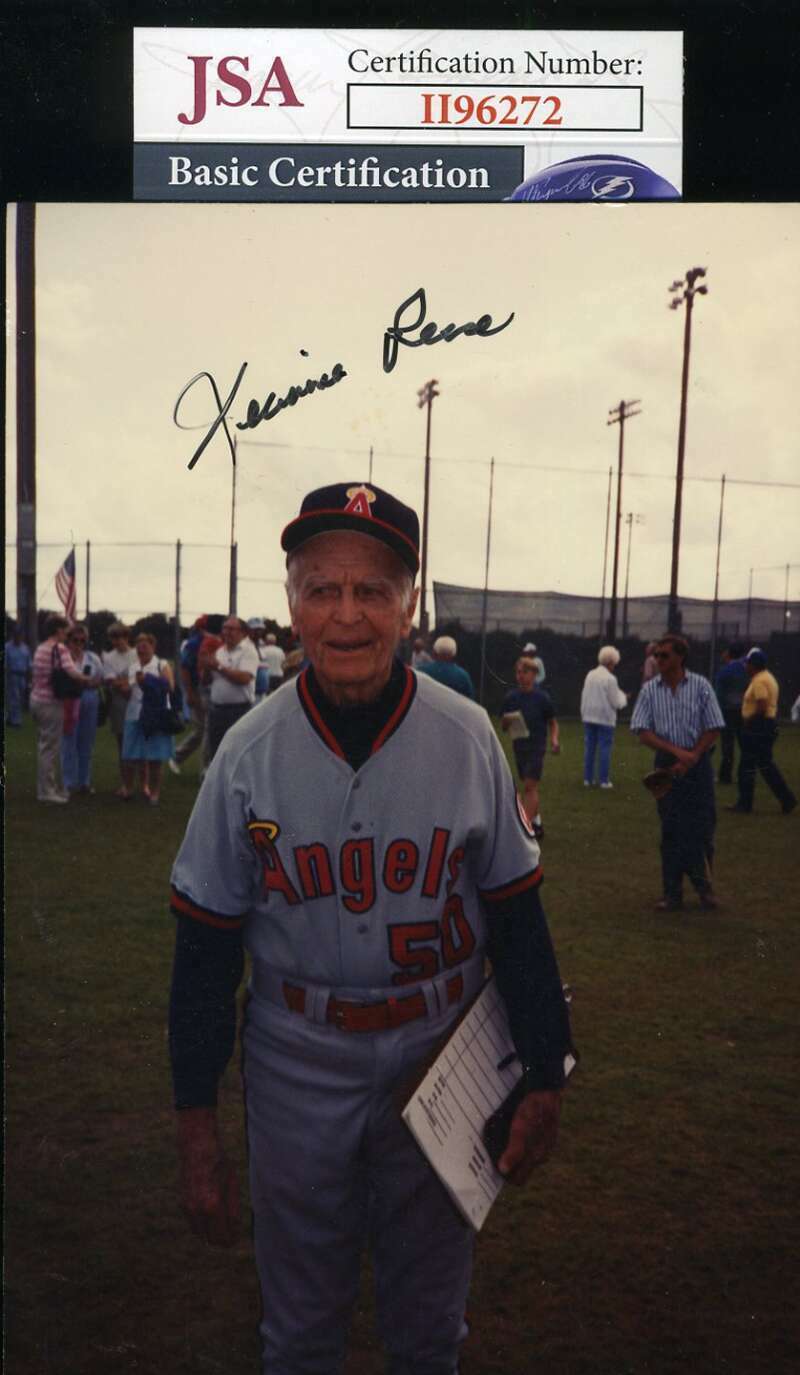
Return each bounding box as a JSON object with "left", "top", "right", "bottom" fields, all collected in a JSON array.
[
  {"left": 479, "top": 457, "right": 495, "bottom": 706},
  {"left": 598, "top": 465, "right": 612, "bottom": 639},
  {"left": 417, "top": 379, "right": 439, "bottom": 637},
  {"left": 606, "top": 399, "right": 641, "bottom": 639},
  {"left": 622, "top": 513, "right": 644, "bottom": 638},
  {"left": 667, "top": 267, "right": 708, "bottom": 631},
  {"left": 708, "top": 474, "right": 726, "bottom": 676}
]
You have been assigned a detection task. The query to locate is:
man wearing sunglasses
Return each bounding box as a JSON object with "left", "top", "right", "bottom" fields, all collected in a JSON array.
[{"left": 630, "top": 634, "right": 725, "bottom": 912}]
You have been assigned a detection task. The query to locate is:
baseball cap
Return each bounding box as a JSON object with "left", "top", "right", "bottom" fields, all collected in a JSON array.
[
  {"left": 281, "top": 482, "right": 420, "bottom": 576},
  {"left": 745, "top": 647, "right": 767, "bottom": 667},
  {"left": 523, "top": 642, "right": 537, "bottom": 654},
  {"left": 247, "top": 617, "right": 266, "bottom": 630}
]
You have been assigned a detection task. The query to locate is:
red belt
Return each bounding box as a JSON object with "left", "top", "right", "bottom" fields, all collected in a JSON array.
[{"left": 282, "top": 973, "right": 464, "bottom": 1032}]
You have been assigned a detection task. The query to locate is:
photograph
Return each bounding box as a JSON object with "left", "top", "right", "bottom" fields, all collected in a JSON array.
[
  {"left": 5, "top": 197, "right": 799, "bottom": 1373},
  {"left": 5, "top": 3, "right": 800, "bottom": 1373}
]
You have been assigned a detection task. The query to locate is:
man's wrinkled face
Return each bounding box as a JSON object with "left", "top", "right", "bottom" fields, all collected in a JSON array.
[{"left": 289, "top": 532, "right": 417, "bottom": 705}]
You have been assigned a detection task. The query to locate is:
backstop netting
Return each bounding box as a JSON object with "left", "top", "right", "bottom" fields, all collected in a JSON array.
[{"left": 433, "top": 584, "right": 799, "bottom": 642}]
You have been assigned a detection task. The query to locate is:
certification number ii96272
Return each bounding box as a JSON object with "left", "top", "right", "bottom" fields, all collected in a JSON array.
[{"left": 420, "top": 92, "right": 563, "bottom": 127}]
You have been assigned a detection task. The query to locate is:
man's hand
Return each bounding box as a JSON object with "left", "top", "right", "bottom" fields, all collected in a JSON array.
[
  {"left": 671, "top": 745, "right": 702, "bottom": 777},
  {"left": 497, "top": 1089, "right": 562, "bottom": 1186},
  {"left": 176, "top": 1107, "right": 240, "bottom": 1247}
]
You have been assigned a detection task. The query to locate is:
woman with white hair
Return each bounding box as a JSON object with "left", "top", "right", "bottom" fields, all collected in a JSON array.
[{"left": 580, "top": 645, "right": 628, "bottom": 788}]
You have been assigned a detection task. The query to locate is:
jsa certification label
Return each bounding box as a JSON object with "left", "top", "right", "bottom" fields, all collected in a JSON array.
[{"left": 133, "top": 29, "right": 682, "bottom": 202}]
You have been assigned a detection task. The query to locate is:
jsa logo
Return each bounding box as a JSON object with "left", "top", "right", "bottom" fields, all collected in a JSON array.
[{"left": 178, "top": 55, "right": 304, "bottom": 126}]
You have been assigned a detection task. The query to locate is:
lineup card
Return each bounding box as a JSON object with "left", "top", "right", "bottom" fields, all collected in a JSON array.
[{"left": 403, "top": 978, "right": 575, "bottom": 1230}]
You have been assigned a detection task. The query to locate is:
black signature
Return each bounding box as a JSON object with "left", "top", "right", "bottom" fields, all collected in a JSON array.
[
  {"left": 382, "top": 287, "right": 515, "bottom": 374},
  {"left": 174, "top": 357, "right": 348, "bottom": 469}
]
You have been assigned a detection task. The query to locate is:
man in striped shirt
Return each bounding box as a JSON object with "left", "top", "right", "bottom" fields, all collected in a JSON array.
[{"left": 631, "top": 634, "right": 725, "bottom": 912}]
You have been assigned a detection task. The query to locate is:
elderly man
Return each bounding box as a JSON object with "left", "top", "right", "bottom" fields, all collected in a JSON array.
[
  {"left": 631, "top": 633, "right": 725, "bottom": 912},
  {"left": 417, "top": 634, "right": 476, "bottom": 699},
  {"left": 169, "top": 481, "right": 572, "bottom": 1375},
  {"left": 729, "top": 648, "right": 797, "bottom": 815},
  {"left": 204, "top": 615, "right": 259, "bottom": 760}
]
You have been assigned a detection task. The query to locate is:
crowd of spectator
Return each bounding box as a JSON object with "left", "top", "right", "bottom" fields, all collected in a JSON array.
[
  {"left": 6, "top": 617, "right": 798, "bottom": 834},
  {"left": 6, "top": 613, "right": 298, "bottom": 805}
]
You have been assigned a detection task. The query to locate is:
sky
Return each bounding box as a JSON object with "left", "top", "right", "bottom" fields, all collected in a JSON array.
[{"left": 5, "top": 201, "right": 799, "bottom": 627}]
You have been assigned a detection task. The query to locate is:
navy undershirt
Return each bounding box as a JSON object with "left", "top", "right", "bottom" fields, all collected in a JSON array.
[
  {"left": 169, "top": 660, "right": 572, "bottom": 1107},
  {"left": 305, "top": 657, "right": 408, "bottom": 770}
]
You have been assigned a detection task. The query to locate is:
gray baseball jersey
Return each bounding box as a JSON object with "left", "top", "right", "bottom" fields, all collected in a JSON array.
[
  {"left": 171, "top": 665, "right": 543, "bottom": 986},
  {"left": 171, "top": 664, "right": 545, "bottom": 1371}
]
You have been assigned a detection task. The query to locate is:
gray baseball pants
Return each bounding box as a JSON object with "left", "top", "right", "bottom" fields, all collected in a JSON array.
[{"left": 243, "top": 970, "right": 481, "bottom": 1375}]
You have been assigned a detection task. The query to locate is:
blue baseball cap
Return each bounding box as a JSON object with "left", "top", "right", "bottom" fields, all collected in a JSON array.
[{"left": 281, "top": 482, "right": 420, "bottom": 576}]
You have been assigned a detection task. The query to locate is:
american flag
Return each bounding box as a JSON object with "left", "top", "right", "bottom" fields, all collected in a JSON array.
[{"left": 55, "top": 548, "right": 77, "bottom": 621}]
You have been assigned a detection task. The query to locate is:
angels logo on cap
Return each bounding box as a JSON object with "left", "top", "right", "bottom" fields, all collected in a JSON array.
[
  {"left": 344, "top": 485, "right": 377, "bottom": 517},
  {"left": 281, "top": 481, "right": 420, "bottom": 575}
]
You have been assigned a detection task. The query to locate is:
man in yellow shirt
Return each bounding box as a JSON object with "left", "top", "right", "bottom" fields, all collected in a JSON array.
[{"left": 729, "top": 648, "right": 797, "bottom": 815}]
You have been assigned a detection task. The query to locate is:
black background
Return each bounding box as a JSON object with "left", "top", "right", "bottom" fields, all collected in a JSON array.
[{"left": 2, "top": 0, "right": 799, "bottom": 202}]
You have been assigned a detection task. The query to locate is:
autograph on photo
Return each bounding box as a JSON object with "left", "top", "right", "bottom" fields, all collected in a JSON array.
[
  {"left": 174, "top": 286, "right": 515, "bottom": 469},
  {"left": 173, "top": 355, "right": 348, "bottom": 470},
  {"left": 381, "top": 287, "right": 514, "bottom": 374}
]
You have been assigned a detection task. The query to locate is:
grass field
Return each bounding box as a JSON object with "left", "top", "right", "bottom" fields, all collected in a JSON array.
[{"left": 5, "top": 713, "right": 800, "bottom": 1375}]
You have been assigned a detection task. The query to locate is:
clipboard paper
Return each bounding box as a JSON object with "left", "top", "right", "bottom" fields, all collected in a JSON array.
[
  {"left": 504, "top": 710, "right": 530, "bottom": 741},
  {"left": 402, "top": 976, "right": 575, "bottom": 1230}
]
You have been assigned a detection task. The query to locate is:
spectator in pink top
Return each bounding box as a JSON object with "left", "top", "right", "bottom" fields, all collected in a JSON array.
[{"left": 29, "top": 614, "right": 89, "bottom": 803}]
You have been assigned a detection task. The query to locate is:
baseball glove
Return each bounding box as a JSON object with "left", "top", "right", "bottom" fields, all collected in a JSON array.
[{"left": 642, "top": 767, "right": 674, "bottom": 800}]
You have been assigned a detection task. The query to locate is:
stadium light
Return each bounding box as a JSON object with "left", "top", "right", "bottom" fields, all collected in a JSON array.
[{"left": 666, "top": 267, "right": 709, "bottom": 632}]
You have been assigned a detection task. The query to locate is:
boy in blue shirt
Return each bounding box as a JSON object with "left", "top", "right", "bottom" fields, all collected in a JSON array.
[{"left": 502, "top": 656, "right": 560, "bottom": 839}]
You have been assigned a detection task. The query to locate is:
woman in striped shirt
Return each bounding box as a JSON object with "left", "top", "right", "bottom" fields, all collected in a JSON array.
[{"left": 29, "top": 614, "right": 89, "bottom": 803}]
